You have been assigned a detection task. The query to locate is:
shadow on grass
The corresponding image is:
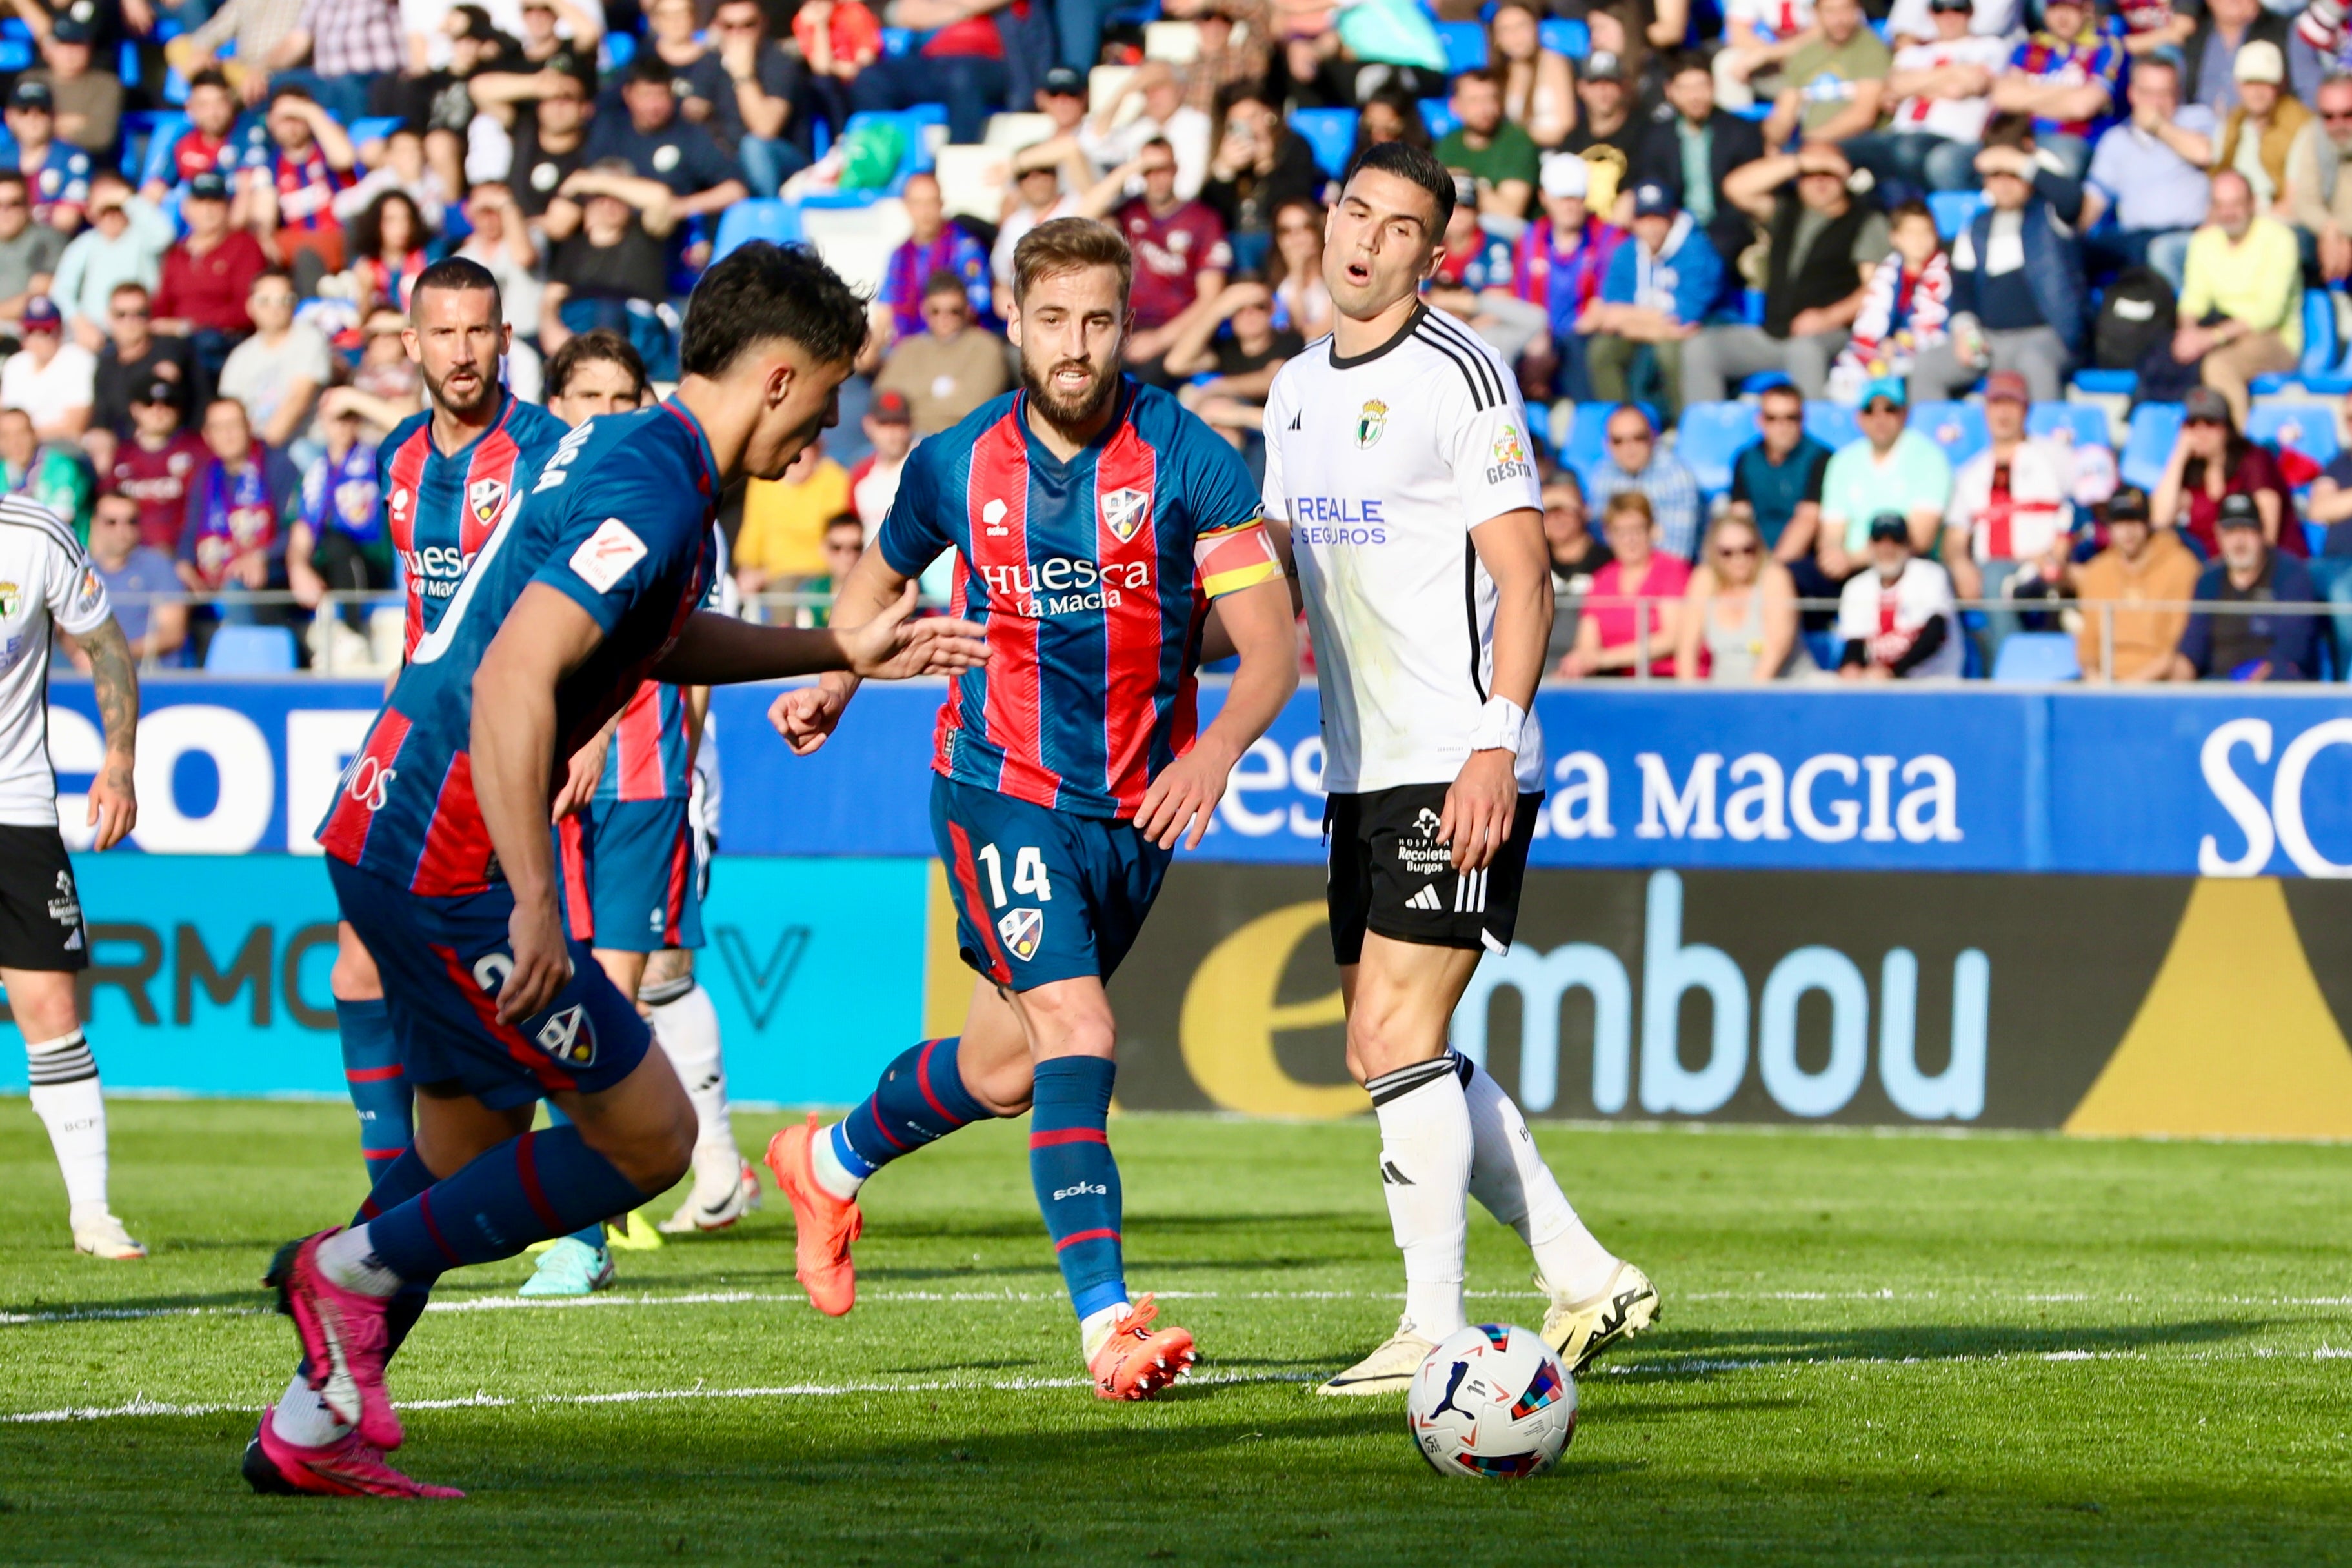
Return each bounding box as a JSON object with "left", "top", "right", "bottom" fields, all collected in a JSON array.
[
  {"left": 0, "top": 1288, "right": 270, "bottom": 1319},
  {"left": 1600, "top": 1315, "right": 2269, "bottom": 1380}
]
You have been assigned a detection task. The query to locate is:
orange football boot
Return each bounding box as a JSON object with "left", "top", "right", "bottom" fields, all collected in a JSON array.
[
  {"left": 765, "top": 1112, "right": 863, "bottom": 1316},
  {"left": 1087, "top": 1294, "right": 1196, "bottom": 1400}
]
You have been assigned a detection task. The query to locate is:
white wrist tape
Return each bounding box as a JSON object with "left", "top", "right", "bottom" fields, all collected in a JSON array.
[{"left": 1470, "top": 697, "right": 1527, "bottom": 757}]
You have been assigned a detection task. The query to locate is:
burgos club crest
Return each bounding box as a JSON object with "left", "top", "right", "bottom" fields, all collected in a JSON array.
[
  {"left": 998, "top": 907, "right": 1043, "bottom": 962},
  {"left": 1356, "top": 399, "right": 1387, "bottom": 448},
  {"left": 0, "top": 580, "right": 18, "bottom": 618},
  {"left": 1100, "top": 487, "right": 1147, "bottom": 543},
  {"left": 468, "top": 477, "right": 508, "bottom": 527}
]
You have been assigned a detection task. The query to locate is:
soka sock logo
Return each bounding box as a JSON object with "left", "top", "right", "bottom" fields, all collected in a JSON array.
[{"left": 1052, "top": 1181, "right": 1108, "bottom": 1200}]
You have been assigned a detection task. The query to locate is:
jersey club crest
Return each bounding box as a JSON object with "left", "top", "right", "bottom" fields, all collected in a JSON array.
[
  {"left": 1356, "top": 399, "right": 1388, "bottom": 449},
  {"left": 468, "top": 476, "right": 508, "bottom": 527},
  {"left": 997, "top": 907, "right": 1043, "bottom": 962},
  {"left": 1099, "top": 487, "right": 1149, "bottom": 543}
]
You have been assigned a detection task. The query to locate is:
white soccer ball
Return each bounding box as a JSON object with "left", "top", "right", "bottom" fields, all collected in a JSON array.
[{"left": 1405, "top": 1323, "right": 1576, "bottom": 1479}]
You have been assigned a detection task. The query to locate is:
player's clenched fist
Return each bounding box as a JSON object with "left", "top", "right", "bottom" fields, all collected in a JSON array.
[
  {"left": 768, "top": 682, "right": 847, "bottom": 756},
  {"left": 836, "top": 581, "right": 989, "bottom": 680}
]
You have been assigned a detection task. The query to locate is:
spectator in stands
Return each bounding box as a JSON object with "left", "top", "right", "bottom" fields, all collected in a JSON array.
[
  {"left": 330, "top": 125, "right": 453, "bottom": 236},
  {"left": 2171, "top": 491, "right": 2320, "bottom": 679},
  {"left": 106, "top": 379, "right": 208, "bottom": 552},
  {"left": 1939, "top": 116, "right": 2087, "bottom": 405},
  {"left": 1762, "top": 0, "right": 1889, "bottom": 152},
  {"left": 508, "top": 0, "right": 603, "bottom": 75},
  {"left": 51, "top": 174, "right": 172, "bottom": 352},
  {"left": 2170, "top": 169, "right": 2303, "bottom": 429},
  {"left": 848, "top": 388, "right": 914, "bottom": 537},
  {"left": 1491, "top": 0, "right": 1574, "bottom": 148},
  {"left": 143, "top": 71, "right": 267, "bottom": 209},
  {"left": 248, "top": 87, "right": 357, "bottom": 292},
  {"left": 1513, "top": 156, "right": 1622, "bottom": 399},
  {"left": 154, "top": 172, "right": 269, "bottom": 381},
  {"left": 1689, "top": 143, "right": 1884, "bottom": 403},
  {"left": 1116, "top": 137, "right": 1232, "bottom": 377},
  {"left": 0, "top": 405, "right": 88, "bottom": 539},
  {"left": 539, "top": 161, "right": 678, "bottom": 376},
  {"left": 880, "top": 173, "right": 994, "bottom": 346},
  {"left": 1676, "top": 505, "right": 1813, "bottom": 680},
  {"left": 287, "top": 398, "right": 387, "bottom": 628},
  {"left": 1829, "top": 200, "right": 1950, "bottom": 403},
  {"left": 874, "top": 271, "right": 1012, "bottom": 436},
  {"left": 1581, "top": 181, "right": 1720, "bottom": 422},
  {"left": 1269, "top": 196, "right": 1334, "bottom": 343},
  {"left": 177, "top": 397, "right": 296, "bottom": 645},
  {"left": 1, "top": 296, "right": 92, "bottom": 440},
  {"left": 793, "top": 0, "right": 883, "bottom": 145},
  {"left": 339, "top": 189, "right": 428, "bottom": 312},
  {"left": 707, "top": 0, "right": 805, "bottom": 195},
  {"left": 736, "top": 434, "right": 850, "bottom": 594},
  {"left": 1203, "top": 81, "right": 1320, "bottom": 274},
  {"left": 378, "top": 11, "right": 518, "bottom": 199},
  {"left": 1557, "top": 490, "right": 1687, "bottom": 677},
  {"left": 1940, "top": 371, "right": 2075, "bottom": 628},
  {"left": 1714, "top": 0, "right": 1815, "bottom": 113},
  {"left": 585, "top": 55, "right": 749, "bottom": 242},
  {"left": 481, "top": 69, "right": 590, "bottom": 235},
  {"left": 0, "top": 172, "right": 62, "bottom": 334},
  {"left": 217, "top": 268, "right": 329, "bottom": 452},
  {"left": 1587, "top": 402, "right": 1704, "bottom": 561},
  {"left": 2212, "top": 41, "right": 2307, "bottom": 219},
  {"left": 1184, "top": 1, "right": 1272, "bottom": 117},
  {"left": 1428, "top": 194, "right": 1547, "bottom": 365},
  {"left": 1819, "top": 377, "right": 1952, "bottom": 577},
  {"left": 1844, "top": 0, "right": 2005, "bottom": 196},
  {"left": 1838, "top": 512, "right": 1962, "bottom": 678},
  {"left": 2287, "top": 74, "right": 2352, "bottom": 286},
  {"left": 1439, "top": 68, "right": 1540, "bottom": 221},
  {"left": 90, "top": 285, "right": 194, "bottom": 459},
  {"left": 452, "top": 183, "right": 542, "bottom": 341},
  {"left": 329, "top": 309, "right": 424, "bottom": 435},
  {"left": 26, "top": 11, "right": 122, "bottom": 161},
  {"left": 1987, "top": 0, "right": 2118, "bottom": 181},
  {"left": 2074, "top": 484, "right": 2200, "bottom": 681},
  {"left": 8, "top": 81, "right": 92, "bottom": 234},
  {"left": 1560, "top": 50, "right": 1639, "bottom": 162},
  {"left": 77, "top": 491, "right": 185, "bottom": 668},
  {"left": 264, "top": 0, "right": 405, "bottom": 125},
  {"left": 995, "top": 139, "right": 1126, "bottom": 315},
  {"left": 854, "top": 0, "right": 1035, "bottom": 148},
  {"left": 1544, "top": 466, "right": 1607, "bottom": 587},
  {"left": 1730, "top": 381, "right": 1836, "bottom": 580},
  {"left": 2082, "top": 57, "right": 2214, "bottom": 292},
  {"left": 2182, "top": 0, "right": 2322, "bottom": 113},
  {"left": 1348, "top": 90, "right": 1433, "bottom": 168},
  {"left": 800, "top": 513, "right": 869, "bottom": 625},
  {"left": 1091, "top": 64, "right": 1216, "bottom": 197},
  {"left": 1633, "top": 54, "right": 1763, "bottom": 286},
  {"left": 1166, "top": 276, "right": 1302, "bottom": 448},
  {"left": 173, "top": 0, "right": 308, "bottom": 110},
  {"left": 2151, "top": 384, "right": 2301, "bottom": 557}
]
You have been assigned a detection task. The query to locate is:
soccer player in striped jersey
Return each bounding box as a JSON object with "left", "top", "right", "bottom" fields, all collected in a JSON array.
[
  {"left": 765, "top": 218, "right": 1298, "bottom": 1401},
  {"left": 1260, "top": 142, "right": 1658, "bottom": 1396}
]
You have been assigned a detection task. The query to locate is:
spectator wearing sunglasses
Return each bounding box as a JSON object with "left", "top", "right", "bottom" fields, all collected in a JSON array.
[
  {"left": 1818, "top": 376, "right": 1952, "bottom": 581},
  {"left": 1584, "top": 401, "right": 1702, "bottom": 561},
  {"left": 1728, "top": 381, "right": 1841, "bottom": 598},
  {"left": 1676, "top": 505, "right": 1814, "bottom": 681},
  {"left": 2150, "top": 384, "right": 2300, "bottom": 559},
  {"left": 2287, "top": 74, "right": 2352, "bottom": 288}
]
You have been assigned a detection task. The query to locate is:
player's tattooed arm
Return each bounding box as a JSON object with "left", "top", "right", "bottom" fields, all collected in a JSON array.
[{"left": 81, "top": 614, "right": 139, "bottom": 851}]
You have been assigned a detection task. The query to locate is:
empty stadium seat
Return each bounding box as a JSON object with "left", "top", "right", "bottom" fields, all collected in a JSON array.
[
  {"left": 1419, "top": 99, "right": 1460, "bottom": 140},
  {"left": 2246, "top": 403, "right": 2341, "bottom": 468},
  {"left": 2119, "top": 401, "right": 2184, "bottom": 492},
  {"left": 204, "top": 625, "right": 298, "bottom": 674},
  {"left": 1539, "top": 17, "right": 1590, "bottom": 56},
  {"left": 347, "top": 116, "right": 404, "bottom": 146},
  {"left": 881, "top": 25, "right": 915, "bottom": 54},
  {"left": 126, "top": 109, "right": 188, "bottom": 183},
  {"left": 1676, "top": 401, "right": 1760, "bottom": 495},
  {"left": 1438, "top": 19, "right": 1489, "bottom": 72},
  {"left": 2250, "top": 291, "right": 2339, "bottom": 396},
  {"left": 1143, "top": 19, "right": 1203, "bottom": 60},
  {"left": 711, "top": 200, "right": 802, "bottom": 264},
  {"left": 1291, "top": 108, "right": 1359, "bottom": 179},
  {"left": 1990, "top": 631, "right": 2082, "bottom": 683},
  {"left": 1911, "top": 400, "right": 1987, "bottom": 468},
  {"left": 1929, "top": 190, "right": 1985, "bottom": 240},
  {"left": 934, "top": 143, "right": 1011, "bottom": 223},
  {"left": 2028, "top": 401, "right": 2111, "bottom": 448},
  {"left": 983, "top": 112, "right": 1054, "bottom": 150},
  {"left": 1804, "top": 400, "right": 1860, "bottom": 452},
  {"left": 799, "top": 197, "right": 913, "bottom": 296},
  {"left": 2070, "top": 368, "right": 2139, "bottom": 397}
]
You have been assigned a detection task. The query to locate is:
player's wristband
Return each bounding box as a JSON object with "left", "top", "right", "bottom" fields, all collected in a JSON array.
[{"left": 1470, "top": 697, "right": 1527, "bottom": 758}]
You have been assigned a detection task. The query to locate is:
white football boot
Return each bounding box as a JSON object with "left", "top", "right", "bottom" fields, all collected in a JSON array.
[
  {"left": 71, "top": 1207, "right": 146, "bottom": 1260},
  {"left": 659, "top": 1149, "right": 763, "bottom": 1234},
  {"left": 1316, "top": 1316, "right": 1438, "bottom": 1396},
  {"left": 1540, "top": 1261, "right": 1660, "bottom": 1371}
]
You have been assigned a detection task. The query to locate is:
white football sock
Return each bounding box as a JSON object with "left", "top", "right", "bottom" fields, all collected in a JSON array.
[
  {"left": 647, "top": 981, "right": 736, "bottom": 1178},
  {"left": 317, "top": 1223, "right": 403, "bottom": 1297},
  {"left": 1367, "top": 1057, "right": 1473, "bottom": 1341},
  {"left": 27, "top": 1030, "right": 110, "bottom": 1215},
  {"left": 810, "top": 1125, "right": 865, "bottom": 1201},
  {"left": 1458, "top": 1052, "right": 1620, "bottom": 1302},
  {"left": 272, "top": 1375, "right": 348, "bottom": 1448},
  {"left": 1080, "top": 1299, "right": 1130, "bottom": 1358}
]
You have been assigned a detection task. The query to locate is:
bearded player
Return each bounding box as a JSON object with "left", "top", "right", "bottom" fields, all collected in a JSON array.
[{"left": 766, "top": 217, "right": 1298, "bottom": 1401}]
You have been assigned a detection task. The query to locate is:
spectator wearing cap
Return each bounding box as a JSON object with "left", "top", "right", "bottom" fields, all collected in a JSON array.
[
  {"left": 1838, "top": 511, "right": 1964, "bottom": 679},
  {"left": 1114, "top": 137, "right": 1233, "bottom": 377},
  {"left": 1559, "top": 50, "right": 1640, "bottom": 163},
  {"left": 2081, "top": 57, "right": 2215, "bottom": 292},
  {"left": 540, "top": 160, "right": 679, "bottom": 377},
  {"left": 1844, "top": 0, "right": 2008, "bottom": 196},
  {"left": 1438, "top": 68, "right": 1541, "bottom": 221},
  {"left": 1762, "top": 0, "right": 1891, "bottom": 153},
  {"left": 1513, "top": 155, "right": 1623, "bottom": 399},
  {"left": 143, "top": 70, "right": 272, "bottom": 212},
  {"left": 2170, "top": 169, "right": 2303, "bottom": 429},
  {"left": 2182, "top": 0, "right": 2322, "bottom": 114},
  {"left": 793, "top": 0, "right": 884, "bottom": 145},
  {"left": 2151, "top": 383, "right": 2301, "bottom": 558},
  {"left": 7, "top": 80, "right": 92, "bottom": 234},
  {"left": 50, "top": 172, "right": 174, "bottom": 352},
  {"left": 23, "top": 10, "right": 122, "bottom": 160},
  {"left": 1938, "top": 112, "right": 2087, "bottom": 405},
  {"left": 0, "top": 172, "right": 65, "bottom": 330},
  {"left": 849, "top": 389, "right": 914, "bottom": 539},
  {"left": 79, "top": 490, "right": 186, "bottom": 668},
  {"left": 2211, "top": 41, "right": 2309, "bottom": 217},
  {"left": 1730, "top": 381, "right": 1838, "bottom": 584},
  {"left": 1083, "top": 62, "right": 1212, "bottom": 201},
  {"left": 90, "top": 283, "right": 194, "bottom": 460},
  {"left": 217, "top": 268, "right": 330, "bottom": 451},
  {"left": 246, "top": 86, "right": 357, "bottom": 292},
  {"left": 1693, "top": 143, "right": 1888, "bottom": 403},
  {"left": 2287, "top": 74, "right": 2352, "bottom": 288},
  {"left": 2172, "top": 491, "right": 2320, "bottom": 679},
  {"left": 1586, "top": 401, "right": 1705, "bottom": 562},
  {"left": 1634, "top": 54, "right": 1764, "bottom": 282},
  {"left": 1986, "top": 0, "right": 2119, "bottom": 181},
  {"left": 582, "top": 55, "right": 750, "bottom": 242},
  {"left": 263, "top": 0, "right": 405, "bottom": 126},
  {"left": 874, "top": 272, "right": 1012, "bottom": 436},
  {"left": 1580, "top": 181, "right": 1720, "bottom": 422},
  {"left": 153, "top": 172, "right": 270, "bottom": 379},
  {"left": 852, "top": 0, "right": 1040, "bottom": 149},
  {"left": 2074, "top": 485, "right": 2201, "bottom": 681},
  {"left": 878, "top": 173, "right": 993, "bottom": 348},
  {"left": 1941, "top": 371, "right": 2075, "bottom": 643},
  {"left": 0, "top": 297, "right": 94, "bottom": 440},
  {"left": 106, "top": 377, "right": 210, "bottom": 554},
  {"left": 1818, "top": 377, "right": 1953, "bottom": 579}
]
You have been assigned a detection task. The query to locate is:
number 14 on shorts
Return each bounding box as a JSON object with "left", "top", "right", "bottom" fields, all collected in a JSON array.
[{"left": 974, "top": 843, "right": 1052, "bottom": 963}]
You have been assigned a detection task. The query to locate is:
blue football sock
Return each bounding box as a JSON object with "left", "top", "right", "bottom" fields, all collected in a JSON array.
[
  {"left": 545, "top": 1103, "right": 605, "bottom": 1252},
  {"left": 1029, "top": 1056, "right": 1125, "bottom": 1322},
  {"left": 831, "top": 1036, "right": 990, "bottom": 1182},
  {"left": 361, "top": 1126, "right": 653, "bottom": 1282},
  {"left": 336, "top": 998, "right": 411, "bottom": 1185}
]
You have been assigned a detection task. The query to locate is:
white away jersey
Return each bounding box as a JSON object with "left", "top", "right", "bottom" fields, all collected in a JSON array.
[
  {"left": 1263, "top": 305, "right": 1546, "bottom": 794},
  {"left": 1836, "top": 557, "right": 1964, "bottom": 679},
  {"left": 0, "top": 496, "right": 110, "bottom": 825}
]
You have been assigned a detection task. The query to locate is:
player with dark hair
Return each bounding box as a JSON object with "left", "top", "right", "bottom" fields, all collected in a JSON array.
[
  {"left": 241, "top": 241, "right": 986, "bottom": 1499},
  {"left": 765, "top": 217, "right": 1298, "bottom": 1402},
  {"left": 1262, "top": 140, "right": 1660, "bottom": 1395}
]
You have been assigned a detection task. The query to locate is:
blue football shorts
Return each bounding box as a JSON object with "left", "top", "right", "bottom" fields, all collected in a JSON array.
[{"left": 556, "top": 797, "right": 704, "bottom": 954}]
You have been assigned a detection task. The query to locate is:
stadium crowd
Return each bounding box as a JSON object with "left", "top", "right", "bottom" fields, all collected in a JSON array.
[{"left": 12, "top": 0, "right": 2352, "bottom": 681}]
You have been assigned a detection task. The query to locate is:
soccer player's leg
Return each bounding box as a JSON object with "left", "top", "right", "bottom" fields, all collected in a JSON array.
[
  {"left": 330, "top": 925, "right": 411, "bottom": 1185},
  {"left": 646, "top": 950, "right": 758, "bottom": 1234}
]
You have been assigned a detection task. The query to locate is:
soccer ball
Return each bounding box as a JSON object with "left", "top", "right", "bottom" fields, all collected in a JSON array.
[{"left": 1405, "top": 1323, "right": 1576, "bottom": 1479}]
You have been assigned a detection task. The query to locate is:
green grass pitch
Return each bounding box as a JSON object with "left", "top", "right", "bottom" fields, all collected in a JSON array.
[{"left": 4, "top": 1098, "right": 2352, "bottom": 1566}]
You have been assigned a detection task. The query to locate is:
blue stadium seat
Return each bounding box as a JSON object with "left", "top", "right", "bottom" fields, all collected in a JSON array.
[
  {"left": 711, "top": 199, "right": 802, "bottom": 263},
  {"left": 1418, "top": 99, "right": 1460, "bottom": 140},
  {"left": 1990, "top": 631, "right": 2082, "bottom": 683},
  {"left": 1676, "top": 401, "right": 1760, "bottom": 496},
  {"left": 1291, "top": 108, "right": 1359, "bottom": 179},
  {"left": 843, "top": 108, "right": 940, "bottom": 178},
  {"left": 1539, "top": 17, "right": 1589, "bottom": 56},
  {"left": 2251, "top": 291, "right": 2339, "bottom": 396},
  {"left": 1802, "top": 628, "right": 1844, "bottom": 670},
  {"left": 2028, "top": 401, "right": 2109, "bottom": 447},
  {"left": 123, "top": 109, "right": 186, "bottom": 181},
  {"left": 602, "top": 30, "right": 635, "bottom": 68},
  {"left": 2071, "top": 368, "right": 2139, "bottom": 396},
  {"left": 2246, "top": 403, "right": 2340, "bottom": 469},
  {"left": 1438, "top": 19, "right": 1489, "bottom": 72},
  {"left": 204, "top": 625, "right": 297, "bottom": 674},
  {"left": 1929, "top": 190, "right": 1985, "bottom": 240},
  {"left": 2119, "top": 401, "right": 2184, "bottom": 492},
  {"left": 347, "top": 116, "right": 404, "bottom": 146},
  {"left": 881, "top": 26, "right": 914, "bottom": 55},
  {"left": 1911, "top": 400, "right": 1987, "bottom": 468},
  {"left": 1804, "top": 400, "right": 1860, "bottom": 452}
]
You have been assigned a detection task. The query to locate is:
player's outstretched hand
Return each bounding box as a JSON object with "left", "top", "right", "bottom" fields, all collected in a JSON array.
[
  {"left": 550, "top": 730, "right": 610, "bottom": 820},
  {"left": 1440, "top": 749, "right": 1517, "bottom": 873},
  {"left": 86, "top": 758, "right": 136, "bottom": 851},
  {"left": 769, "top": 682, "right": 847, "bottom": 757},
  {"left": 838, "top": 581, "right": 989, "bottom": 680},
  {"left": 498, "top": 896, "right": 576, "bottom": 1026},
  {"left": 1136, "top": 739, "right": 1236, "bottom": 852}
]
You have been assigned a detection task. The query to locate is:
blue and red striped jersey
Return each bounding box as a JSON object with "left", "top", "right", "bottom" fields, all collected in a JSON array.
[
  {"left": 378, "top": 392, "right": 572, "bottom": 661},
  {"left": 594, "top": 524, "right": 729, "bottom": 804},
  {"left": 877, "top": 377, "right": 1280, "bottom": 821},
  {"left": 318, "top": 401, "right": 721, "bottom": 896}
]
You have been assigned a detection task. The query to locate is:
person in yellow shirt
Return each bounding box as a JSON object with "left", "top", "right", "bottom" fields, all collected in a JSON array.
[
  {"left": 736, "top": 435, "right": 852, "bottom": 594},
  {"left": 2173, "top": 168, "right": 2303, "bottom": 427}
]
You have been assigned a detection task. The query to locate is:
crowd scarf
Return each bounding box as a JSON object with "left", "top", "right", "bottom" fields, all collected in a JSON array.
[{"left": 190, "top": 445, "right": 277, "bottom": 589}]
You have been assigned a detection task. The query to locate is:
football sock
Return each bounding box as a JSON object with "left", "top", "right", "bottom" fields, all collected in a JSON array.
[
  {"left": 645, "top": 978, "right": 738, "bottom": 1173},
  {"left": 821, "top": 1036, "right": 990, "bottom": 1201},
  {"left": 334, "top": 999, "right": 410, "bottom": 1184},
  {"left": 272, "top": 1378, "right": 347, "bottom": 1447},
  {"left": 279, "top": 1149, "right": 445, "bottom": 1444},
  {"left": 1456, "top": 1051, "right": 1620, "bottom": 1302},
  {"left": 543, "top": 1104, "right": 607, "bottom": 1254},
  {"left": 26, "top": 1030, "right": 110, "bottom": 1215},
  {"left": 356, "top": 1125, "right": 654, "bottom": 1284},
  {"left": 1029, "top": 1054, "right": 1127, "bottom": 1323},
  {"left": 1366, "top": 1055, "right": 1473, "bottom": 1340}
]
